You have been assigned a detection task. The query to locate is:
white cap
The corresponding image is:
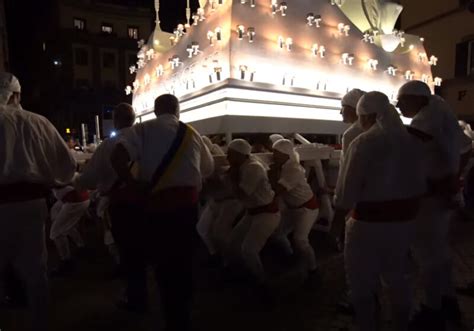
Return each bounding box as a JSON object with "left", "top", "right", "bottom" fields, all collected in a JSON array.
[
  {"left": 228, "top": 139, "right": 252, "bottom": 156},
  {"left": 273, "top": 139, "right": 299, "bottom": 162},
  {"left": 356, "top": 91, "right": 389, "bottom": 116},
  {"left": 0, "top": 72, "right": 21, "bottom": 93},
  {"left": 398, "top": 80, "right": 431, "bottom": 98},
  {"left": 269, "top": 134, "right": 284, "bottom": 144},
  {"left": 341, "top": 88, "right": 366, "bottom": 108}
]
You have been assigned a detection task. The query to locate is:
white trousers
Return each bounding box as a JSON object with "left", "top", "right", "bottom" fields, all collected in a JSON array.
[
  {"left": 49, "top": 200, "right": 90, "bottom": 240},
  {"left": 275, "top": 207, "right": 319, "bottom": 271},
  {"left": 211, "top": 199, "right": 244, "bottom": 255},
  {"left": 412, "top": 197, "right": 454, "bottom": 309},
  {"left": 345, "top": 218, "right": 415, "bottom": 331},
  {"left": 228, "top": 212, "right": 281, "bottom": 282},
  {"left": 196, "top": 200, "right": 219, "bottom": 255},
  {"left": 0, "top": 199, "right": 49, "bottom": 331}
]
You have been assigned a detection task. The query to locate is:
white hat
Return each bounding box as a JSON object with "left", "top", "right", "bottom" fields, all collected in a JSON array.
[
  {"left": 273, "top": 139, "right": 299, "bottom": 162},
  {"left": 269, "top": 134, "right": 284, "bottom": 144},
  {"left": 398, "top": 80, "right": 431, "bottom": 98},
  {"left": 228, "top": 139, "right": 252, "bottom": 156},
  {"left": 341, "top": 89, "right": 366, "bottom": 108},
  {"left": 0, "top": 72, "right": 21, "bottom": 93},
  {"left": 356, "top": 91, "right": 389, "bottom": 116}
]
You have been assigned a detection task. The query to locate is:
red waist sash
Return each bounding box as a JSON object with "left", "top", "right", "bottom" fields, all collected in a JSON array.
[
  {"left": 62, "top": 190, "right": 90, "bottom": 203},
  {"left": 248, "top": 198, "right": 280, "bottom": 216},
  {"left": 351, "top": 197, "right": 421, "bottom": 223},
  {"left": 288, "top": 195, "right": 320, "bottom": 210}
]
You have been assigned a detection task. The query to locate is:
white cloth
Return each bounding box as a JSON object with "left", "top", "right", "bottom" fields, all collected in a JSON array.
[
  {"left": 228, "top": 212, "right": 280, "bottom": 282},
  {"left": 50, "top": 188, "right": 90, "bottom": 240},
  {"left": 278, "top": 159, "right": 314, "bottom": 207},
  {"left": 341, "top": 88, "right": 366, "bottom": 108},
  {"left": 202, "top": 136, "right": 225, "bottom": 156},
  {"left": 269, "top": 134, "right": 284, "bottom": 145},
  {"left": 228, "top": 138, "right": 252, "bottom": 156},
  {"left": 0, "top": 72, "right": 21, "bottom": 105},
  {"left": 276, "top": 207, "right": 319, "bottom": 270},
  {"left": 341, "top": 122, "right": 364, "bottom": 158},
  {"left": 398, "top": 80, "right": 431, "bottom": 97},
  {"left": 0, "top": 105, "right": 76, "bottom": 186},
  {"left": 119, "top": 114, "right": 214, "bottom": 190},
  {"left": 410, "top": 96, "right": 462, "bottom": 178},
  {"left": 345, "top": 218, "right": 415, "bottom": 331},
  {"left": 213, "top": 199, "right": 245, "bottom": 253},
  {"left": 412, "top": 196, "right": 453, "bottom": 309},
  {"left": 336, "top": 125, "right": 426, "bottom": 210},
  {"left": 0, "top": 199, "right": 49, "bottom": 331},
  {"left": 196, "top": 200, "right": 219, "bottom": 255},
  {"left": 75, "top": 128, "right": 132, "bottom": 193},
  {"left": 238, "top": 158, "right": 275, "bottom": 209},
  {"left": 272, "top": 139, "right": 299, "bottom": 162}
]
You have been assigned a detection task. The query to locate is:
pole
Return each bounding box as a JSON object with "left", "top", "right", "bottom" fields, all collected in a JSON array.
[
  {"left": 95, "top": 115, "right": 101, "bottom": 144},
  {"left": 81, "top": 123, "right": 87, "bottom": 147}
]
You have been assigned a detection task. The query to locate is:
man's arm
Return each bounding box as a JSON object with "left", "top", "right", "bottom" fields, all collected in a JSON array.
[{"left": 110, "top": 143, "right": 133, "bottom": 184}]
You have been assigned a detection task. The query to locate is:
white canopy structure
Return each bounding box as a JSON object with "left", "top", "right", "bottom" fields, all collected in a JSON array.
[{"left": 128, "top": 0, "right": 438, "bottom": 136}]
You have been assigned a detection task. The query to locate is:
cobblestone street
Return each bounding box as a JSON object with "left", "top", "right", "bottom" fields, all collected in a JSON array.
[{"left": 2, "top": 217, "right": 474, "bottom": 331}]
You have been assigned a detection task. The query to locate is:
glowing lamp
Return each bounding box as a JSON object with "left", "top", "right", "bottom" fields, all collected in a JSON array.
[
  {"left": 129, "top": 65, "right": 137, "bottom": 74},
  {"left": 215, "top": 27, "right": 222, "bottom": 41},
  {"left": 434, "top": 77, "right": 442, "bottom": 87},
  {"left": 240, "top": 65, "right": 248, "bottom": 79},
  {"left": 380, "top": 33, "right": 400, "bottom": 52},
  {"left": 368, "top": 59, "right": 378, "bottom": 71},
  {"left": 207, "top": 31, "right": 215, "bottom": 45},
  {"left": 429, "top": 55, "right": 438, "bottom": 66},
  {"left": 286, "top": 38, "right": 293, "bottom": 51},
  {"left": 125, "top": 86, "right": 132, "bottom": 95},
  {"left": 237, "top": 25, "right": 245, "bottom": 39},
  {"left": 247, "top": 27, "right": 256, "bottom": 43},
  {"left": 405, "top": 70, "right": 414, "bottom": 81}
]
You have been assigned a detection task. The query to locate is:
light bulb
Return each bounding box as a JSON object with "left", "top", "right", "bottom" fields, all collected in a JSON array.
[
  {"left": 286, "top": 37, "right": 293, "bottom": 51},
  {"left": 215, "top": 27, "right": 222, "bottom": 41},
  {"left": 247, "top": 27, "right": 256, "bottom": 42},
  {"left": 207, "top": 31, "right": 215, "bottom": 45},
  {"left": 239, "top": 65, "right": 248, "bottom": 79},
  {"left": 237, "top": 25, "right": 245, "bottom": 40}
]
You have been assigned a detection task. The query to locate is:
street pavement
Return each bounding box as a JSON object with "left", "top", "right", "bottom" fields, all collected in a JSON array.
[{"left": 2, "top": 216, "right": 474, "bottom": 331}]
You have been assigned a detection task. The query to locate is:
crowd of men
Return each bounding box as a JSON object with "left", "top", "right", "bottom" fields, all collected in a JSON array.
[{"left": 0, "top": 70, "right": 473, "bottom": 331}]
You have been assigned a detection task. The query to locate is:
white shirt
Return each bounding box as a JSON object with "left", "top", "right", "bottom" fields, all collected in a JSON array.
[
  {"left": 410, "top": 96, "right": 462, "bottom": 179},
  {"left": 0, "top": 105, "right": 76, "bottom": 186},
  {"left": 278, "top": 159, "right": 313, "bottom": 207},
  {"left": 75, "top": 128, "right": 131, "bottom": 193},
  {"left": 238, "top": 158, "right": 275, "bottom": 209},
  {"left": 336, "top": 125, "right": 426, "bottom": 210},
  {"left": 119, "top": 113, "right": 214, "bottom": 190}
]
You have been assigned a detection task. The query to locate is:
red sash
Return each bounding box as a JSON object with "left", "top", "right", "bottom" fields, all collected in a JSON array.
[
  {"left": 289, "top": 195, "right": 320, "bottom": 210},
  {"left": 248, "top": 198, "right": 280, "bottom": 216},
  {"left": 62, "top": 190, "right": 89, "bottom": 203},
  {"left": 351, "top": 197, "right": 421, "bottom": 223}
]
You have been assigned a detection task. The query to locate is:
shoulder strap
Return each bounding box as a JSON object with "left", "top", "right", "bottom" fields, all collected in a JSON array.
[
  {"left": 147, "top": 121, "right": 189, "bottom": 192},
  {"left": 406, "top": 126, "right": 433, "bottom": 142}
]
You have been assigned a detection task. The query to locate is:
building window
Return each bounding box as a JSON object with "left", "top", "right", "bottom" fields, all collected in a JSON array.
[
  {"left": 103, "top": 52, "right": 116, "bottom": 68},
  {"left": 75, "top": 48, "right": 89, "bottom": 66},
  {"left": 102, "top": 23, "right": 113, "bottom": 34},
  {"left": 128, "top": 26, "right": 139, "bottom": 40},
  {"left": 456, "top": 39, "right": 474, "bottom": 77},
  {"left": 73, "top": 18, "right": 85, "bottom": 30}
]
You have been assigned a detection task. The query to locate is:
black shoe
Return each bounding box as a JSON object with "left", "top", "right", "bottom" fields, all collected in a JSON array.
[
  {"left": 116, "top": 298, "right": 148, "bottom": 314},
  {"left": 49, "top": 259, "right": 75, "bottom": 278},
  {"left": 410, "top": 305, "right": 446, "bottom": 331},
  {"left": 441, "top": 296, "right": 463, "bottom": 324}
]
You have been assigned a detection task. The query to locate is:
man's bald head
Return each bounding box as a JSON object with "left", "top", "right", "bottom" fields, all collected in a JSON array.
[
  {"left": 154, "top": 94, "right": 180, "bottom": 118},
  {"left": 113, "top": 103, "right": 135, "bottom": 130}
]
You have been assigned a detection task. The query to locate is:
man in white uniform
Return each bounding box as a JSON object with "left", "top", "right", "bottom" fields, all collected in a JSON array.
[
  {"left": 270, "top": 139, "right": 320, "bottom": 282},
  {"left": 397, "top": 81, "right": 464, "bottom": 329},
  {"left": 74, "top": 103, "right": 139, "bottom": 309},
  {"left": 226, "top": 139, "right": 280, "bottom": 286},
  {"left": 111, "top": 94, "right": 214, "bottom": 331},
  {"left": 336, "top": 92, "right": 426, "bottom": 331},
  {"left": 0, "top": 72, "right": 76, "bottom": 331}
]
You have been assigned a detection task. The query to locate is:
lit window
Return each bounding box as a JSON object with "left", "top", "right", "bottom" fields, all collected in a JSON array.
[
  {"left": 128, "top": 27, "right": 139, "bottom": 40},
  {"left": 102, "top": 24, "right": 113, "bottom": 34},
  {"left": 74, "top": 18, "right": 85, "bottom": 30}
]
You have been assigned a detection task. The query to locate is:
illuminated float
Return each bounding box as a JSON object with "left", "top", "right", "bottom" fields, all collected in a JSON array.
[{"left": 127, "top": 0, "right": 440, "bottom": 136}]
